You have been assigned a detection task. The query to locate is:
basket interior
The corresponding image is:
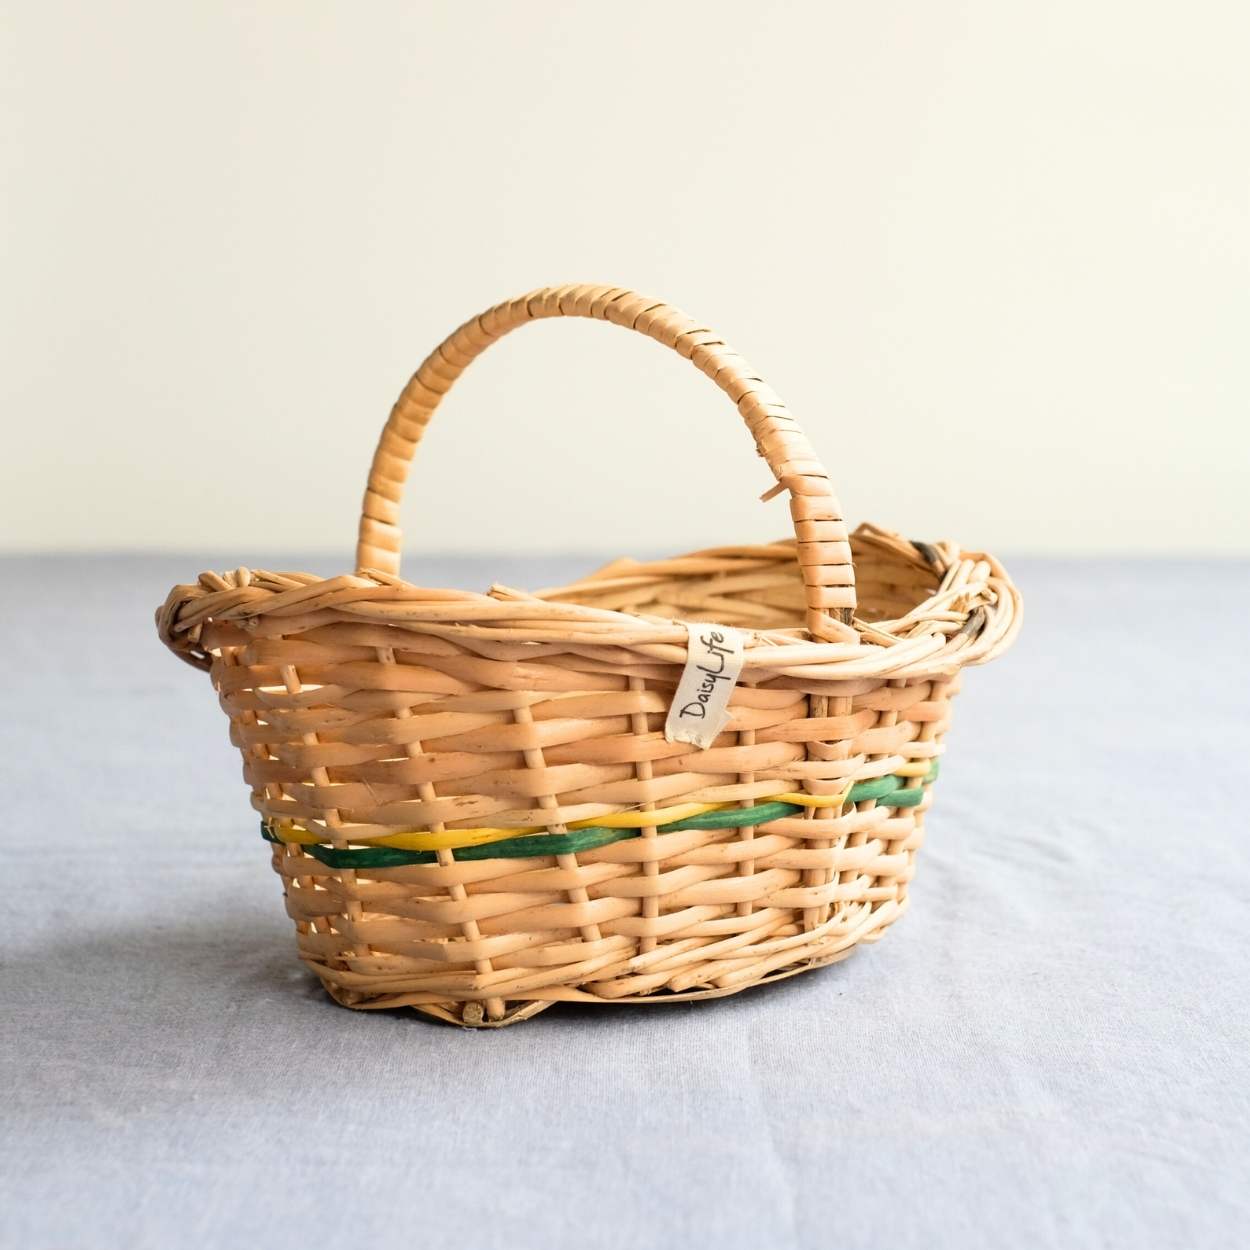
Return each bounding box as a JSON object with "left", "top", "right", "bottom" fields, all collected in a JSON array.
[{"left": 531, "top": 528, "right": 941, "bottom": 632}]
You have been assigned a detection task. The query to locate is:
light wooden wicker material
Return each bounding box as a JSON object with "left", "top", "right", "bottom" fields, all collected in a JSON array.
[{"left": 158, "top": 284, "right": 1021, "bottom": 1027}]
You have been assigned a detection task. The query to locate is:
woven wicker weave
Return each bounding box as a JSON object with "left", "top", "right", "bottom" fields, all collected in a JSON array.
[{"left": 158, "top": 284, "right": 1020, "bottom": 1027}]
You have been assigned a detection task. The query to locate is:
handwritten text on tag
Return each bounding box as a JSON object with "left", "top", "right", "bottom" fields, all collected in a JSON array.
[{"left": 664, "top": 622, "right": 745, "bottom": 749}]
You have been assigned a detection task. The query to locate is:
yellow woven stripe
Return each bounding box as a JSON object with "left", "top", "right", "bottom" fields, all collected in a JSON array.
[
  {"left": 576, "top": 801, "right": 714, "bottom": 830},
  {"left": 267, "top": 798, "right": 731, "bottom": 853},
  {"left": 269, "top": 820, "right": 534, "bottom": 852},
  {"left": 769, "top": 783, "right": 853, "bottom": 809},
  {"left": 271, "top": 823, "right": 334, "bottom": 847},
  {"left": 892, "top": 760, "right": 937, "bottom": 778},
  {"left": 265, "top": 777, "right": 885, "bottom": 853}
]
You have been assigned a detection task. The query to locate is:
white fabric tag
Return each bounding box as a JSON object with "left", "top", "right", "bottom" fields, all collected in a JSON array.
[{"left": 664, "top": 622, "right": 746, "bottom": 750}]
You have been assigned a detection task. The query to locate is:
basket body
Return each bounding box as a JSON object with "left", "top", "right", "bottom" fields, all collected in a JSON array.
[
  {"left": 161, "top": 527, "right": 1015, "bottom": 1026},
  {"left": 157, "top": 284, "right": 1019, "bottom": 1026}
]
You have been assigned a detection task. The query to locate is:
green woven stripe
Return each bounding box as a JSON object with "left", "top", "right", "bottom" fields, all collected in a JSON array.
[
  {"left": 456, "top": 826, "right": 639, "bottom": 860},
  {"left": 261, "top": 761, "right": 940, "bottom": 868},
  {"left": 849, "top": 774, "right": 901, "bottom": 802},
  {"left": 888, "top": 783, "right": 928, "bottom": 808},
  {"left": 260, "top": 822, "right": 641, "bottom": 869},
  {"left": 665, "top": 800, "right": 800, "bottom": 831}
]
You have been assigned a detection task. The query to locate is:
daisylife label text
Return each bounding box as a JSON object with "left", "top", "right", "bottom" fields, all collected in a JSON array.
[{"left": 664, "top": 622, "right": 746, "bottom": 749}]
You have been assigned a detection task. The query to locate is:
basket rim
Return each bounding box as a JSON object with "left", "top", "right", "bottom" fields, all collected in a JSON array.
[{"left": 156, "top": 522, "right": 1020, "bottom": 682}]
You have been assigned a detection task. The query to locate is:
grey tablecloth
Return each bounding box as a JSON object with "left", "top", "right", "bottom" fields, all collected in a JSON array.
[{"left": 2, "top": 554, "right": 1247, "bottom": 1250}]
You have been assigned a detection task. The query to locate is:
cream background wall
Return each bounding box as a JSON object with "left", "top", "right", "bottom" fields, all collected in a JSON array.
[{"left": 3, "top": 1, "right": 1247, "bottom": 558}]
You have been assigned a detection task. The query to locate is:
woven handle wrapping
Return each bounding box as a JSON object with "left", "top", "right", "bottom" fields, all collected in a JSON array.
[{"left": 357, "top": 284, "right": 857, "bottom": 634}]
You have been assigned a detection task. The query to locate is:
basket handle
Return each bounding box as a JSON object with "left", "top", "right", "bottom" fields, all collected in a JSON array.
[{"left": 357, "top": 283, "right": 856, "bottom": 633}]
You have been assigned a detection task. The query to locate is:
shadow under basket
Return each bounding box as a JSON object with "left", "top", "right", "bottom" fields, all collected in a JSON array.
[{"left": 157, "top": 284, "right": 1021, "bottom": 1027}]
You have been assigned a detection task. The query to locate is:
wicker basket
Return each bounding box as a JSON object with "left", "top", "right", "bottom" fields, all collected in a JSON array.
[{"left": 158, "top": 284, "right": 1020, "bottom": 1027}]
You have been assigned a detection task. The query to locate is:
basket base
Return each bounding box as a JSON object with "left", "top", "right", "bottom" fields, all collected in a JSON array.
[
  {"left": 314, "top": 944, "right": 861, "bottom": 1028},
  {"left": 322, "top": 980, "right": 555, "bottom": 1027}
]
